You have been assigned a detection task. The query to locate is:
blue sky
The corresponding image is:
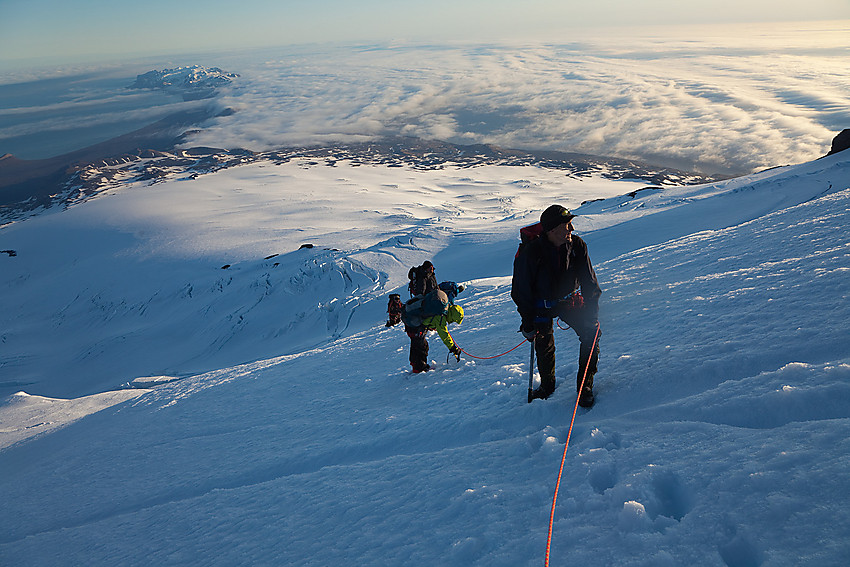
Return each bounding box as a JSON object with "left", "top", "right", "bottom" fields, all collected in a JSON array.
[{"left": 2, "top": 0, "right": 849, "bottom": 67}]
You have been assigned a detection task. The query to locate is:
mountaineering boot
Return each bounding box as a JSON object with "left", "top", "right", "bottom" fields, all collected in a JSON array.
[
  {"left": 529, "top": 387, "right": 550, "bottom": 400},
  {"left": 578, "top": 386, "right": 595, "bottom": 408},
  {"left": 412, "top": 364, "right": 431, "bottom": 374},
  {"left": 530, "top": 381, "right": 556, "bottom": 401},
  {"left": 577, "top": 366, "right": 595, "bottom": 394},
  {"left": 577, "top": 369, "right": 595, "bottom": 408}
]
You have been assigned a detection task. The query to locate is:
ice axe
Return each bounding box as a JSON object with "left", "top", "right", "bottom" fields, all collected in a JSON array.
[{"left": 527, "top": 341, "right": 535, "bottom": 403}]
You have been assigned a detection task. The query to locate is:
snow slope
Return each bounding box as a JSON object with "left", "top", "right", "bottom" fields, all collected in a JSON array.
[
  {"left": 1, "top": 150, "right": 848, "bottom": 566},
  {"left": 0, "top": 162, "right": 633, "bottom": 398}
]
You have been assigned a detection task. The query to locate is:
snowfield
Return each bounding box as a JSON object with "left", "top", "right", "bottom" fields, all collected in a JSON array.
[{"left": 1, "top": 149, "right": 848, "bottom": 566}]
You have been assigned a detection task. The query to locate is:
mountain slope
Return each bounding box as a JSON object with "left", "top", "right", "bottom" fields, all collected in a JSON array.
[{"left": 0, "top": 151, "right": 848, "bottom": 566}]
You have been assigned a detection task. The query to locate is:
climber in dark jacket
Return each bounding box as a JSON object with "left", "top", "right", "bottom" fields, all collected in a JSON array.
[
  {"left": 512, "top": 204, "right": 602, "bottom": 407},
  {"left": 408, "top": 261, "right": 438, "bottom": 298}
]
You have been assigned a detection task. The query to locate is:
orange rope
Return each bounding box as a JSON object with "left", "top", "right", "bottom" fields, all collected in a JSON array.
[
  {"left": 461, "top": 340, "right": 527, "bottom": 360},
  {"left": 445, "top": 329, "right": 526, "bottom": 360},
  {"left": 545, "top": 323, "right": 601, "bottom": 566}
]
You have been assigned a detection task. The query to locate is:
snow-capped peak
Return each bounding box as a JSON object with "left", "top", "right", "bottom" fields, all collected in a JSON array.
[{"left": 129, "top": 65, "right": 238, "bottom": 100}]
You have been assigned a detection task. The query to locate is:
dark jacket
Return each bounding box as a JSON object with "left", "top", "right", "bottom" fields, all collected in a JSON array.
[{"left": 511, "top": 233, "right": 602, "bottom": 325}]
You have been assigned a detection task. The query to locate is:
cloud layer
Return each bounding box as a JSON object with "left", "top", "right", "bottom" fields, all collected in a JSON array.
[
  {"left": 2, "top": 22, "right": 847, "bottom": 175},
  {"left": 181, "top": 22, "right": 848, "bottom": 175}
]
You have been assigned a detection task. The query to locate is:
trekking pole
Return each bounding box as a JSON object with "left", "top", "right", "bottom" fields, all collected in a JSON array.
[{"left": 527, "top": 341, "right": 535, "bottom": 403}]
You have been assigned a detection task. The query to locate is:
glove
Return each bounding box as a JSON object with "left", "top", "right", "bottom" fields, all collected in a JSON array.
[
  {"left": 561, "top": 292, "right": 584, "bottom": 311},
  {"left": 519, "top": 323, "right": 536, "bottom": 342},
  {"left": 449, "top": 345, "right": 461, "bottom": 362}
]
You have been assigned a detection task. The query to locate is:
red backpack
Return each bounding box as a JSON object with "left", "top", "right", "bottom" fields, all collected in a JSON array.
[
  {"left": 515, "top": 222, "right": 543, "bottom": 258},
  {"left": 386, "top": 293, "right": 403, "bottom": 327}
]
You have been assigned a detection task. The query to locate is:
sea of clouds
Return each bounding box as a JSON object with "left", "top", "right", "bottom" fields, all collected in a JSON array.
[{"left": 1, "top": 21, "right": 847, "bottom": 175}]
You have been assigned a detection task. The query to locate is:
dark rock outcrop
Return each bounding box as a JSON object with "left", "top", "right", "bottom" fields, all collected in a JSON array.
[{"left": 826, "top": 129, "right": 850, "bottom": 156}]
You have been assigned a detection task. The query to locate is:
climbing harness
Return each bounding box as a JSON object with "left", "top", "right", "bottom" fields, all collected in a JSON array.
[{"left": 544, "top": 322, "right": 601, "bottom": 567}]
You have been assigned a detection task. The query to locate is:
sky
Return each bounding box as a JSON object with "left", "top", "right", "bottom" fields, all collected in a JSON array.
[
  {"left": 1, "top": 0, "right": 850, "bottom": 67},
  {"left": 0, "top": 3, "right": 848, "bottom": 176}
]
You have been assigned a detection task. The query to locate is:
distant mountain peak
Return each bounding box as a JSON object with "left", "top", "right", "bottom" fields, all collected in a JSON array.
[{"left": 129, "top": 65, "right": 238, "bottom": 100}]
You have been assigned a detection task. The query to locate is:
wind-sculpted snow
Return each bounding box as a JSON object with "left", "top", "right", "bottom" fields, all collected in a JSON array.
[
  {"left": 0, "top": 151, "right": 848, "bottom": 566},
  {"left": 600, "top": 186, "right": 850, "bottom": 405},
  {"left": 0, "top": 242, "right": 388, "bottom": 399}
]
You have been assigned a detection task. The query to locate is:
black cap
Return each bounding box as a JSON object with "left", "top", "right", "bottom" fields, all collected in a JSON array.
[{"left": 540, "top": 205, "right": 575, "bottom": 232}]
